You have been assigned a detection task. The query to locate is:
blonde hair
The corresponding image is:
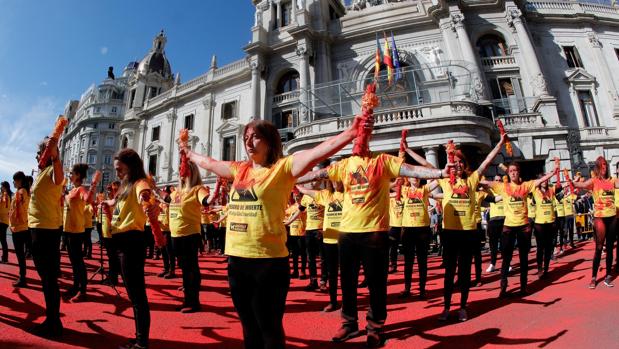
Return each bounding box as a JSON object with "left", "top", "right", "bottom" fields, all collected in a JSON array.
[{"left": 179, "top": 161, "right": 203, "bottom": 191}]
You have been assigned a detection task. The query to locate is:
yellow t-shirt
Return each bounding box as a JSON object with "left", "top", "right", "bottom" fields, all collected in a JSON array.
[
  {"left": 438, "top": 171, "right": 481, "bottom": 231},
  {"left": 225, "top": 156, "right": 295, "bottom": 258},
  {"left": 327, "top": 154, "right": 403, "bottom": 233},
  {"left": 389, "top": 197, "right": 404, "bottom": 228},
  {"left": 527, "top": 196, "right": 536, "bottom": 219},
  {"left": 286, "top": 203, "right": 306, "bottom": 237},
  {"left": 555, "top": 197, "right": 565, "bottom": 217},
  {"left": 158, "top": 203, "right": 170, "bottom": 232},
  {"left": 533, "top": 188, "right": 556, "bottom": 224},
  {"left": 169, "top": 186, "right": 208, "bottom": 238},
  {"left": 200, "top": 207, "right": 210, "bottom": 224},
  {"left": 28, "top": 165, "right": 63, "bottom": 229},
  {"left": 301, "top": 195, "right": 324, "bottom": 231},
  {"left": 219, "top": 205, "right": 228, "bottom": 227},
  {"left": 314, "top": 190, "right": 343, "bottom": 244},
  {"left": 101, "top": 206, "right": 113, "bottom": 239},
  {"left": 401, "top": 185, "right": 430, "bottom": 228},
  {"left": 562, "top": 193, "right": 576, "bottom": 216},
  {"left": 487, "top": 187, "right": 505, "bottom": 219},
  {"left": 9, "top": 189, "right": 29, "bottom": 233},
  {"left": 84, "top": 204, "right": 94, "bottom": 229},
  {"left": 490, "top": 180, "right": 535, "bottom": 227},
  {"left": 592, "top": 178, "right": 616, "bottom": 218},
  {"left": 475, "top": 191, "right": 487, "bottom": 225},
  {"left": 0, "top": 193, "right": 10, "bottom": 225},
  {"left": 111, "top": 179, "right": 150, "bottom": 234},
  {"left": 63, "top": 188, "right": 86, "bottom": 233}
]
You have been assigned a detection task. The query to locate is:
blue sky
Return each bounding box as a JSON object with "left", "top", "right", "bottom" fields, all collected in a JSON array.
[{"left": 0, "top": 0, "right": 254, "bottom": 180}]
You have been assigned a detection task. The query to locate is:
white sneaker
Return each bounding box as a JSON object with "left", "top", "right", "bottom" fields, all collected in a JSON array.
[
  {"left": 508, "top": 266, "right": 513, "bottom": 272},
  {"left": 486, "top": 264, "right": 495, "bottom": 273}
]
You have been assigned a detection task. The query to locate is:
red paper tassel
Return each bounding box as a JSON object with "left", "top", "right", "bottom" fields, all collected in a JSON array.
[
  {"left": 179, "top": 128, "right": 190, "bottom": 178},
  {"left": 554, "top": 158, "right": 561, "bottom": 187},
  {"left": 496, "top": 119, "right": 513, "bottom": 157},
  {"left": 352, "top": 83, "right": 380, "bottom": 157},
  {"left": 399, "top": 129, "right": 408, "bottom": 158},
  {"left": 563, "top": 169, "right": 575, "bottom": 194},
  {"left": 446, "top": 140, "right": 456, "bottom": 185},
  {"left": 38, "top": 116, "right": 68, "bottom": 168}
]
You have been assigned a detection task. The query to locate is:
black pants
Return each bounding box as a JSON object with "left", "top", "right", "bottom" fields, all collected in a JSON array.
[
  {"left": 0, "top": 223, "right": 8, "bottom": 261},
  {"left": 83, "top": 228, "right": 93, "bottom": 257},
  {"left": 288, "top": 236, "right": 306, "bottom": 275},
  {"left": 200, "top": 224, "right": 208, "bottom": 252},
  {"left": 31, "top": 228, "right": 62, "bottom": 324},
  {"left": 228, "top": 256, "right": 289, "bottom": 349},
  {"left": 442, "top": 230, "right": 475, "bottom": 309},
  {"left": 556, "top": 217, "right": 566, "bottom": 247},
  {"left": 488, "top": 218, "right": 504, "bottom": 266},
  {"left": 339, "top": 232, "right": 389, "bottom": 333},
  {"left": 102, "top": 237, "right": 120, "bottom": 282},
  {"left": 144, "top": 226, "right": 154, "bottom": 259},
  {"left": 12, "top": 230, "right": 29, "bottom": 279},
  {"left": 113, "top": 230, "right": 150, "bottom": 347},
  {"left": 305, "top": 230, "right": 321, "bottom": 279},
  {"left": 96, "top": 222, "right": 103, "bottom": 242},
  {"left": 534, "top": 223, "right": 555, "bottom": 273},
  {"left": 66, "top": 232, "right": 87, "bottom": 293},
  {"left": 319, "top": 242, "right": 328, "bottom": 284},
  {"left": 564, "top": 215, "right": 575, "bottom": 245},
  {"left": 173, "top": 233, "right": 201, "bottom": 307},
  {"left": 323, "top": 242, "right": 339, "bottom": 305},
  {"left": 388, "top": 227, "right": 401, "bottom": 269},
  {"left": 162, "top": 231, "right": 175, "bottom": 273},
  {"left": 500, "top": 225, "right": 531, "bottom": 291},
  {"left": 205, "top": 224, "right": 215, "bottom": 252},
  {"left": 592, "top": 216, "right": 616, "bottom": 279},
  {"left": 401, "top": 227, "right": 430, "bottom": 293},
  {"left": 473, "top": 223, "right": 484, "bottom": 282}
]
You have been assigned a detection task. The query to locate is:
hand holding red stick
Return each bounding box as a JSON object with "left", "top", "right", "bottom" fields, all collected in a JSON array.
[
  {"left": 352, "top": 83, "right": 380, "bottom": 157},
  {"left": 39, "top": 116, "right": 68, "bottom": 168},
  {"left": 179, "top": 128, "right": 190, "bottom": 178},
  {"left": 496, "top": 119, "right": 513, "bottom": 157},
  {"left": 446, "top": 140, "right": 456, "bottom": 185},
  {"left": 554, "top": 157, "right": 561, "bottom": 187},
  {"left": 563, "top": 169, "right": 575, "bottom": 194}
]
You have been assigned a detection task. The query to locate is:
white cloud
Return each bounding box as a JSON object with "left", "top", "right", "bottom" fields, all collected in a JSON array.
[
  {"left": 0, "top": 93, "right": 61, "bottom": 180},
  {"left": 100, "top": 46, "right": 108, "bottom": 55}
]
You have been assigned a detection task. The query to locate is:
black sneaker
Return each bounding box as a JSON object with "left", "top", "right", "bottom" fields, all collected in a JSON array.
[
  {"left": 458, "top": 308, "right": 468, "bottom": 322},
  {"left": 157, "top": 271, "right": 168, "bottom": 278},
  {"left": 31, "top": 320, "right": 63, "bottom": 338},
  {"left": 398, "top": 290, "right": 411, "bottom": 299},
  {"left": 332, "top": 326, "right": 359, "bottom": 342},
  {"left": 366, "top": 331, "right": 384, "bottom": 348},
  {"left": 13, "top": 278, "right": 26, "bottom": 288},
  {"left": 358, "top": 279, "right": 368, "bottom": 288},
  {"left": 322, "top": 303, "right": 339, "bottom": 312},
  {"left": 589, "top": 278, "right": 597, "bottom": 289},
  {"left": 603, "top": 276, "right": 614, "bottom": 288}
]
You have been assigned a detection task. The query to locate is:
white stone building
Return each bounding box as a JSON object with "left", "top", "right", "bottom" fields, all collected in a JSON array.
[
  {"left": 60, "top": 64, "right": 134, "bottom": 187},
  {"left": 119, "top": 0, "right": 619, "bottom": 186}
]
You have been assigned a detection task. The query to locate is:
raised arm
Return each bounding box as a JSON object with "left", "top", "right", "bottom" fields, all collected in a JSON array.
[
  {"left": 477, "top": 134, "right": 507, "bottom": 175},
  {"left": 399, "top": 163, "right": 447, "bottom": 179},
  {"left": 405, "top": 148, "right": 435, "bottom": 168},
  {"left": 297, "top": 185, "right": 318, "bottom": 199},
  {"left": 570, "top": 178, "right": 593, "bottom": 190},
  {"left": 533, "top": 168, "right": 559, "bottom": 188},
  {"left": 185, "top": 149, "right": 234, "bottom": 179},
  {"left": 291, "top": 116, "right": 367, "bottom": 178},
  {"left": 283, "top": 209, "right": 301, "bottom": 226},
  {"left": 297, "top": 168, "right": 329, "bottom": 185}
]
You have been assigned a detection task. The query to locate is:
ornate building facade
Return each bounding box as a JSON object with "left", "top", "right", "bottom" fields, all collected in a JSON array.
[{"left": 118, "top": 0, "right": 619, "bottom": 186}]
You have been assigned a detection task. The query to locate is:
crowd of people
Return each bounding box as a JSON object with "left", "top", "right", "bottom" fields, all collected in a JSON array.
[{"left": 1, "top": 114, "right": 618, "bottom": 349}]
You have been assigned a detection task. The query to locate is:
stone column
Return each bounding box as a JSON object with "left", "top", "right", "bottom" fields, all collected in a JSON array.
[
  {"left": 250, "top": 59, "right": 262, "bottom": 120},
  {"left": 586, "top": 31, "right": 619, "bottom": 117},
  {"left": 423, "top": 146, "right": 440, "bottom": 168},
  {"left": 166, "top": 111, "right": 177, "bottom": 181},
  {"left": 297, "top": 45, "right": 310, "bottom": 123},
  {"left": 449, "top": 12, "right": 486, "bottom": 100},
  {"left": 506, "top": 7, "right": 548, "bottom": 96}
]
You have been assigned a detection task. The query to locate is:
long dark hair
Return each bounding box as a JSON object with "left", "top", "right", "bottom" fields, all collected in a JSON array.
[
  {"left": 593, "top": 156, "right": 609, "bottom": 179},
  {"left": 243, "top": 120, "right": 283, "bottom": 167},
  {"left": 13, "top": 171, "right": 31, "bottom": 193},
  {"left": 1, "top": 181, "right": 12, "bottom": 198},
  {"left": 71, "top": 163, "right": 89, "bottom": 183},
  {"left": 114, "top": 148, "right": 147, "bottom": 200}
]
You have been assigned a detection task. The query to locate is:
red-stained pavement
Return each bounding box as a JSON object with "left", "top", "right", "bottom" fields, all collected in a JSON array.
[{"left": 0, "top": 239, "right": 618, "bottom": 349}]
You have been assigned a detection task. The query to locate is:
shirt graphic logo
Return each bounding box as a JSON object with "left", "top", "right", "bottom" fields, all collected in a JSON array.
[
  {"left": 230, "top": 187, "right": 258, "bottom": 202},
  {"left": 451, "top": 192, "right": 469, "bottom": 199},
  {"left": 327, "top": 200, "right": 343, "bottom": 212},
  {"left": 349, "top": 166, "right": 369, "bottom": 186}
]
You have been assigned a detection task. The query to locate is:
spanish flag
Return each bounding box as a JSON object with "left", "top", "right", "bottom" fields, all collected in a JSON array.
[
  {"left": 374, "top": 34, "right": 382, "bottom": 82},
  {"left": 383, "top": 32, "right": 394, "bottom": 85}
]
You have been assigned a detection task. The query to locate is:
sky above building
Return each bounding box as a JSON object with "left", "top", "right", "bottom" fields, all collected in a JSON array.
[{"left": 0, "top": 0, "right": 254, "bottom": 180}]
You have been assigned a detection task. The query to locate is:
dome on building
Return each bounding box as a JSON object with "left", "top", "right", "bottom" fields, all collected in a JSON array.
[{"left": 137, "top": 30, "right": 172, "bottom": 79}]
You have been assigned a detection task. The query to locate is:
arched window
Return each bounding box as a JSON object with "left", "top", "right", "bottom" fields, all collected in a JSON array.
[
  {"left": 276, "top": 71, "right": 300, "bottom": 94},
  {"left": 364, "top": 62, "right": 426, "bottom": 106},
  {"left": 476, "top": 34, "right": 508, "bottom": 58}
]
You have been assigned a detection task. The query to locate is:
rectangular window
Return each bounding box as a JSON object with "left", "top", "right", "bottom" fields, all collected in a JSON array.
[
  {"left": 152, "top": 126, "right": 160, "bottom": 141},
  {"left": 222, "top": 101, "right": 237, "bottom": 120},
  {"left": 184, "top": 114, "right": 194, "bottom": 130},
  {"left": 88, "top": 153, "right": 97, "bottom": 164},
  {"left": 563, "top": 46, "right": 583, "bottom": 68},
  {"left": 149, "top": 87, "right": 158, "bottom": 99},
  {"left": 102, "top": 171, "right": 110, "bottom": 185},
  {"left": 222, "top": 136, "right": 236, "bottom": 161},
  {"left": 148, "top": 154, "right": 157, "bottom": 176},
  {"left": 578, "top": 90, "right": 599, "bottom": 127},
  {"left": 281, "top": 1, "right": 292, "bottom": 27},
  {"left": 93, "top": 123, "right": 98, "bottom": 129},
  {"left": 109, "top": 123, "right": 115, "bottom": 129},
  {"left": 95, "top": 106, "right": 101, "bottom": 113},
  {"left": 91, "top": 136, "right": 98, "bottom": 146},
  {"left": 129, "top": 89, "right": 136, "bottom": 108},
  {"left": 111, "top": 107, "right": 117, "bottom": 114},
  {"left": 104, "top": 154, "right": 112, "bottom": 165},
  {"left": 105, "top": 136, "right": 114, "bottom": 147}
]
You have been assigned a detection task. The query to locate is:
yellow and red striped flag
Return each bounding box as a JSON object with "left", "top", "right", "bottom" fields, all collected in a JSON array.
[{"left": 383, "top": 32, "right": 394, "bottom": 85}]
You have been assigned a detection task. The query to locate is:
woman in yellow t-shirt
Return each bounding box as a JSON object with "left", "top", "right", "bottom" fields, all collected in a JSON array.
[
  {"left": 185, "top": 118, "right": 370, "bottom": 347},
  {"left": 83, "top": 202, "right": 94, "bottom": 259},
  {"left": 63, "top": 163, "right": 96, "bottom": 302},
  {"left": 169, "top": 161, "right": 213, "bottom": 313},
  {"left": 9, "top": 174, "right": 30, "bottom": 287},
  {"left": 388, "top": 178, "right": 405, "bottom": 274},
  {"left": 157, "top": 186, "right": 176, "bottom": 279},
  {"left": 284, "top": 190, "right": 308, "bottom": 279},
  {"left": 28, "top": 137, "right": 64, "bottom": 338},
  {"left": 569, "top": 156, "right": 619, "bottom": 288},
  {"left": 103, "top": 149, "right": 164, "bottom": 349},
  {"left": 484, "top": 176, "right": 505, "bottom": 273},
  {"left": 486, "top": 162, "right": 557, "bottom": 297},
  {"left": 0, "top": 181, "right": 11, "bottom": 264},
  {"left": 300, "top": 182, "right": 325, "bottom": 291},
  {"left": 532, "top": 179, "right": 561, "bottom": 278},
  {"left": 298, "top": 180, "right": 344, "bottom": 312},
  {"left": 100, "top": 181, "right": 120, "bottom": 286}
]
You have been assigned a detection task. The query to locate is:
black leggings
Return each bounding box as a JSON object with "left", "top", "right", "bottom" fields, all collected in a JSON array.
[
  {"left": 388, "top": 227, "right": 401, "bottom": 269},
  {"left": 323, "top": 243, "right": 339, "bottom": 306},
  {"left": 500, "top": 225, "right": 531, "bottom": 291},
  {"left": 592, "top": 216, "right": 616, "bottom": 279},
  {"left": 288, "top": 235, "right": 306, "bottom": 275},
  {"left": 0, "top": 223, "right": 8, "bottom": 261},
  {"left": 401, "top": 226, "right": 430, "bottom": 293},
  {"left": 83, "top": 227, "right": 93, "bottom": 257},
  {"left": 442, "top": 229, "right": 474, "bottom": 309},
  {"left": 12, "top": 230, "right": 29, "bottom": 279},
  {"left": 173, "top": 233, "right": 201, "bottom": 307},
  {"left": 66, "top": 232, "right": 87, "bottom": 293},
  {"left": 31, "top": 228, "right": 62, "bottom": 324},
  {"left": 534, "top": 222, "right": 555, "bottom": 273},
  {"left": 488, "top": 218, "right": 504, "bottom": 266},
  {"left": 102, "top": 237, "right": 120, "bottom": 282},
  {"left": 305, "top": 230, "right": 321, "bottom": 279},
  {"left": 161, "top": 231, "right": 175, "bottom": 273},
  {"left": 472, "top": 223, "right": 484, "bottom": 282},
  {"left": 228, "top": 256, "right": 289, "bottom": 349},
  {"left": 113, "top": 230, "right": 150, "bottom": 347}
]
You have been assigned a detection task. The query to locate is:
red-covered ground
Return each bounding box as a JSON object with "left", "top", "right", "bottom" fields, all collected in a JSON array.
[{"left": 1, "top": 239, "right": 618, "bottom": 348}]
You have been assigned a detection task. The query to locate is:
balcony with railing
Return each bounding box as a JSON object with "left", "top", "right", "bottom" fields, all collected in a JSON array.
[
  {"left": 579, "top": 126, "right": 611, "bottom": 141},
  {"left": 492, "top": 97, "right": 544, "bottom": 130},
  {"left": 272, "top": 90, "right": 300, "bottom": 106},
  {"left": 480, "top": 56, "right": 517, "bottom": 71},
  {"left": 525, "top": 0, "right": 619, "bottom": 20}
]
